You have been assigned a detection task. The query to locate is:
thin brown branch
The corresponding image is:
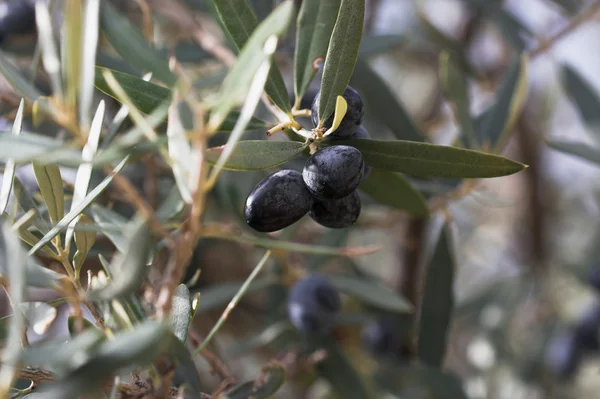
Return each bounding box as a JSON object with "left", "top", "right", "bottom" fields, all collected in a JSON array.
[
  {"left": 188, "top": 328, "right": 236, "bottom": 383},
  {"left": 531, "top": 0, "right": 600, "bottom": 58},
  {"left": 398, "top": 216, "right": 427, "bottom": 357}
]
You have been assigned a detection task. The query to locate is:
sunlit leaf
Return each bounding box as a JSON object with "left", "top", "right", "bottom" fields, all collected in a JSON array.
[
  {"left": 65, "top": 100, "right": 105, "bottom": 247},
  {"left": 20, "top": 302, "right": 57, "bottom": 335},
  {"left": 0, "top": 222, "right": 27, "bottom": 395},
  {"left": 171, "top": 284, "right": 192, "bottom": 343},
  {"left": 28, "top": 157, "right": 130, "bottom": 256},
  {"left": 0, "top": 99, "right": 24, "bottom": 215},
  {"left": 32, "top": 163, "right": 64, "bottom": 225}
]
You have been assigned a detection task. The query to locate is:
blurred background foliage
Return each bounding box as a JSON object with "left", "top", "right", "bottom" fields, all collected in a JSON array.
[{"left": 2, "top": 0, "right": 600, "bottom": 398}]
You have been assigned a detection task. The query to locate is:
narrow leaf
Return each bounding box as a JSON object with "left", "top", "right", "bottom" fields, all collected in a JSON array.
[
  {"left": 317, "top": 0, "right": 365, "bottom": 124},
  {"left": 359, "top": 169, "right": 429, "bottom": 215},
  {"left": 293, "top": 0, "right": 341, "bottom": 102},
  {"left": 212, "top": 0, "right": 293, "bottom": 113},
  {"left": 330, "top": 139, "right": 526, "bottom": 178},
  {"left": 418, "top": 222, "right": 456, "bottom": 368},
  {"left": 351, "top": 59, "right": 424, "bottom": 142},
  {"left": 167, "top": 96, "right": 194, "bottom": 204},
  {"left": 546, "top": 139, "right": 600, "bottom": 166},
  {"left": 94, "top": 67, "right": 171, "bottom": 114},
  {"left": 0, "top": 52, "right": 46, "bottom": 106},
  {"left": 35, "top": 1, "right": 63, "bottom": 98},
  {"left": 207, "top": 38, "right": 277, "bottom": 183},
  {"left": 310, "top": 335, "right": 371, "bottom": 399},
  {"left": 65, "top": 100, "right": 105, "bottom": 247},
  {"left": 0, "top": 132, "right": 82, "bottom": 166},
  {"left": 32, "top": 163, "right": 64, "bottom": 225},
  {"left": 79, "top": 0, "right": 101, "bottom": 129},
  {"left": 0, "top": 223, "right": 27, "bottom": 396},
  {"left": 205, "top": 140, "right": 306, "bottom": 171},
  {"left": 88, "top": 215, "right": 152, "bottom": 301},
  {"left": 208, "top": 1, "right": 294, "bottom": 130},
  {"left": 475, "top": 53, "right": 529, "bottom": 152},
  {"left": 63, "top": 0, "right": 83, "bottom": 108},
  {"left": 99, "top": 2, "right": 176, "bottom": 86},
  {"left": 440, "top": 51, "right": 477, "bottom": 148},
  {"left": 38, "top": 321, "right": 171, "bottom": 399},
  {"left": 329, "top": 275, "right": 413, "bottom": 313},
  {"left": 89, "top": 204, "right": 127, "bottom": 253},
  {"left": 28, "top": 157, "right": 130, "bottom": 256},
  {"left": 169, "top": 332, "right": 202, "bottom": 393},
  {"left": 0, "top": 99, "right": 24, "bottom": 215},
  {"left": 73, "top": 215, "right": 96, "bottom": 276},
  {"left": 562, "top": 65, "right": 600, "bottom": 137}
]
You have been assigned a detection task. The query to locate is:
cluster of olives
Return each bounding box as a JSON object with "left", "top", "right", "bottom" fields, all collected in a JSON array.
[
  {"left": 245, "top": 86, "right": 372, "bottom": 232},
  {"left": 546, "top": 265, "right": 600, "bottom": 378}
]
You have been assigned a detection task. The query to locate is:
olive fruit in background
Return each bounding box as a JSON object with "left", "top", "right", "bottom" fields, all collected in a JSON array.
[
  {"left": 287, "top": 274, "right": 341, "bottom": 334},
  {"left": 311, "top": 86, "right": 364, "bottom": 137},
  {"left": 244, "top": 170, "right": 313, "bottom": 233},
  {"left": 545, "top": 329, "right": 582, "bottom": 380},
  {"left": 302, "top": 145, "right": 365, "bottom": 200},
  {"left": 572, "top": 303, "right": 600, "bottom": 351},
  {"left": 309, "top": 191, "right": 361, "bottom": 229},
  {"left": 588, "top": 263, "right": 600, "bottom": 294},
  {"left": 0, "top": 1, "right": 36, "bottom": 45},
  {"left": 362, "top": 316, "right": 402, "bottom": 356}
]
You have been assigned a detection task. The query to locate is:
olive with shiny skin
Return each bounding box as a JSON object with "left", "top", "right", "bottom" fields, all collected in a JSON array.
[
  {"left": 287, "top": 274, "right": 341, "bottom": 334},
  {"left": 311, "top": 86, "right": 364, "bottom": 137},
  {"left": 309, "top": 191, "right": 361, "bottom": 229},
  {"left": 324, "top": 125, "right": 372, "bottom": 178},
  {"left": 303, "top": 145, "right": 365, "bottom": 200},
  {"left": 244, "top": 170, "right": 313, "bottom": 233}
]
